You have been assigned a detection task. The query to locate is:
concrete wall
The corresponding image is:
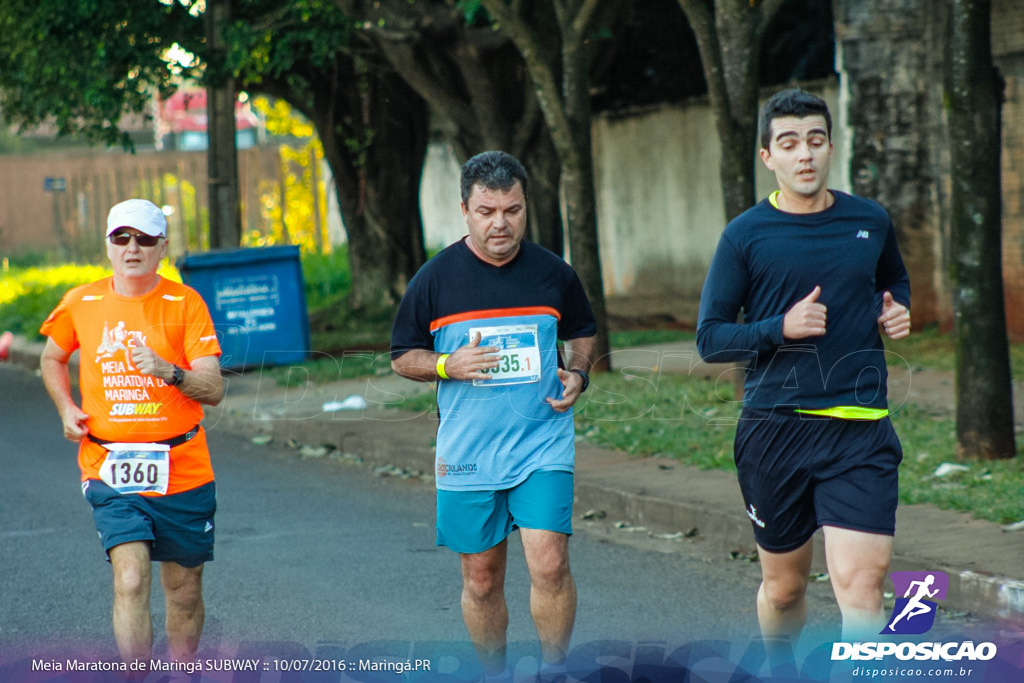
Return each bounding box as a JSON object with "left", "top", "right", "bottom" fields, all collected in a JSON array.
[
  {"left": 590, "top": 84, "right": 844, "bottom": 320},
  {"left": 414, "top": 83, "right": 843, "bottom": 322},
  {"left": 5, "top": 47, "right": 1024, "bottom": 336},
  {"left": 418, "top": 142, "right": 465, "bottom": 250}
]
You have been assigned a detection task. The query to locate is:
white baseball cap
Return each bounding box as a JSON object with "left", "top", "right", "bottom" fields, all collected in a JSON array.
[{"left": 106, "top": 199, "right": 167, "bottom": 237}]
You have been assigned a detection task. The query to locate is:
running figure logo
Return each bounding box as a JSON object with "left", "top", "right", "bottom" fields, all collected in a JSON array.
[
  {"left": 95, "top": 320, "right": 146, "bottom": 371},
  {"left": 883, "top": 570, "right": 949, "bottom": 635},
  {"left": 96, "top": 321, "right": 133, "bottom": 367}
]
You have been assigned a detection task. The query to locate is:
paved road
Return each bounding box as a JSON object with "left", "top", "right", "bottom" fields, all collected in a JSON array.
[{"left": 0, "top": 362, "right": 974, "bottom": 679}]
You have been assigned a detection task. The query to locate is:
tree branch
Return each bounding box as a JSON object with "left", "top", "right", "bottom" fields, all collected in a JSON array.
[
  {"left": 568, "top": 0, "right": 602, "bottom": 44},
  {"left": 368, "top": 37, "right": 479, "bottom": 134},
  {"left": 756, "top": 0, "right": 788, "bottom": 35},
  {"left": 452, "top": 41, "right": 509, "bottom": 150},
  {"left": 677, "top": 0, "right": 729, "bottom": 119},
  {"left": 480, "top": 0, "right": 575, "bottom": 163},
  {"left": 510, "top": 82, "right": 542, "bottom": 156}
]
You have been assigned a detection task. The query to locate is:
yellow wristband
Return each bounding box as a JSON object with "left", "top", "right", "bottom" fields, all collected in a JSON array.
[{"left": 436, "top": 353, "right": 450, "bottom": 380}]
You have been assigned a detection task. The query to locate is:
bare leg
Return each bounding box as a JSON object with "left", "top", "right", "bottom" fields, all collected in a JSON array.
[
  {"left": 520, "top": 528, "right": 576, "bottom": 667},
  {"left": 756, "top": 538, "right": 813, "bottom": 670},
  {"left": 460, "top": 540, "right": 509, "bottom": 675},
  {"left": 823, "top": 526, "right": 893, "bottom": 640},
  {"left": 109, "top": 542, "right": 153, "bottom": 666},
  {"left": 160, "top": 561, "right": 205, "bottom": 662}
]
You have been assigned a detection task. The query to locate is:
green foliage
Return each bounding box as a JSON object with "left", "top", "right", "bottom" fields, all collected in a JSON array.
[
  {"left": 0, "top": 0, "right": 353, "bottom": 151},
  {"left": 609, "top": 329, "right": 695, "bottom": 349},
  {"left": 397, "top": 368, "right": 1024, "bottom": 525},
  {"left": 262, "top": 246, "right": 393, "bottom": 387},
  {"left": 300, "top": 248, "right": 352, "bottom": 311},
  {"left": 0, "top": 265, "right": 104, "bottom": 339},
  {"left": 456, "top": 0, "right": 485, "bottom": 23},
  {"left": 265, "top": 349, "right": 393, "bottom": 390},
  {"left": 575, "top": 369, "right": 741, "bottom": 469},
  {"left": 892, "top": 404, "right": 1024, "bottom": 523},
  {"left": 245, "top": 97, "right": 330, "bottom": 253},
  {"left": 306, "top": 304, "right": 396, "bottom": 357},
  {"left": 161, "top": 173, "right": 208, "bottom": 252},
  {"left": 0, "top": 250, "right": 52, "bottom": 269},
  {"left": 0, "top": 262, "right": 180, "bottom": 340},
  {"left": 225, "top": 0, "right": 354, "bottom": 92},
  {"left": 886, "top": 325, "right": 1024, "bottom": 383},
  {"left": 0, "top": 0, "right": 199, "bottom": 148}
]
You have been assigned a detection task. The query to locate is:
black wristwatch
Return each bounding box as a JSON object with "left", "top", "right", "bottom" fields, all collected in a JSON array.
[
  {"left": 570, "top": 369, "right": 590, "bottom": 393},
  {"left": 169, "top": 365, "right": 186, "bottom": 387}
]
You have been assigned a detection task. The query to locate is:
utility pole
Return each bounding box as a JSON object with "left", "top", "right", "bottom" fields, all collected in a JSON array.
[{"left": 205, "top": 0, "right": 241, "bottom": 248}]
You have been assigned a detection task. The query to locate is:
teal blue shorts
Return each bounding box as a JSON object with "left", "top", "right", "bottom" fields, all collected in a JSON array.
[{"left": 436, "top": 469, "right": 574, "bottom": 554}]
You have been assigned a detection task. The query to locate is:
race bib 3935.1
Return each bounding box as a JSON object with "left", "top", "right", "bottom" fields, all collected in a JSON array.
[{"left": 470, "top": 324, "right": 542, "bottom": 387}]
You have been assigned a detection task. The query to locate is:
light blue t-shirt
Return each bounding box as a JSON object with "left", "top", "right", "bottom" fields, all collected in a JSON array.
[{"left": 391, "top": 240, "right": 597, "bottom": 491}]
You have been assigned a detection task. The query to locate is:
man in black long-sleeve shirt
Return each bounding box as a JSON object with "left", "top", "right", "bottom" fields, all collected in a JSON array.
[{"left": 697, "top": 89, "right": 912, "bottom": 653}]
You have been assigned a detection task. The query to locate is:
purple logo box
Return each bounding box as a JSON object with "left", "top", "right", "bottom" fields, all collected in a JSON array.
[{"left": 882, "top": 570, "right": 949, "bottom": 635}]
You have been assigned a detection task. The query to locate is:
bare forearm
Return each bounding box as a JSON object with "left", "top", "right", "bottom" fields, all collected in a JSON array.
[
  {"left": 175, "top": 365, "right": 224, "bottom": 405},
  {"left": 565, "top": 335, "right": 596, "bottom": 373},
  {"left": 391, "top": 349, "right": 444, "bottom": 383},
  {"left": 133, "top": 348, "right": 223, "bottom": 406},
  {"left": 392, "top": 337, "right": 501, "bottom": 383},
  {"left": 40, "top": 356, "right": 76, "bottom": 416}
]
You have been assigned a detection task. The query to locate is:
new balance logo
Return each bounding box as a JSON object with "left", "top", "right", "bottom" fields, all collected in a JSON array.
[{"left": 856, "top": 230, "right": 870, "bottom": 239}]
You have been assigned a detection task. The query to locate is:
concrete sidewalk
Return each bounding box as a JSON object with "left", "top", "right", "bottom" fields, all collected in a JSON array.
[{"left": 9, "top": 335, "right": 1024, "bottom": 622}]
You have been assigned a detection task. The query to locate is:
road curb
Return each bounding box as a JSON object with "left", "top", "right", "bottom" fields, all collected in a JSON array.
[
  {"left": 7, "top": 334, "right": 1023, "bottom": 623},
  {"left": 213, "top": 399, "right": 1024, "bottom": 623}
]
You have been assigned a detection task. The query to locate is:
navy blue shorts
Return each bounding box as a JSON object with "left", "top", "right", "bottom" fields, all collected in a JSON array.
[
  {"left": 83, "top": 479, "right": 216, "bottom": 567},
  {"left": 436, "top": 469, "right": 574, "bottom": 554},
  {"left": 734, "top": 409, "right": 903, "bottom": 553}
]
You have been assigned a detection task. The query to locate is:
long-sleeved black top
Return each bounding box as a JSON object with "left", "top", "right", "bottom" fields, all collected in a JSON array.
[{"left": 696, "top": 191, "right": 911, "bottom": 411}]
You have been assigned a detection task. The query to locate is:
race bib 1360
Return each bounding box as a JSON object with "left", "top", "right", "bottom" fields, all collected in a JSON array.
[{"left": 100, "top": 443, "right": 170, "bottom": 495}]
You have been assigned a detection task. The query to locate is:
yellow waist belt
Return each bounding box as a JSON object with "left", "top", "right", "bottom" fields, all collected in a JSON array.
[{"left": 794, "top": 406, "right": 889, "bottom": 420}]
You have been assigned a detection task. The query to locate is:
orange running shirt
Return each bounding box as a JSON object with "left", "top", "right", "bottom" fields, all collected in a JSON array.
[{"left": 40, "top": 276, "right": 222, "bottom": 495}]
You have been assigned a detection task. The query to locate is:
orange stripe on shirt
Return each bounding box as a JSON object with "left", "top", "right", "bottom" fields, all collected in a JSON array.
[{"left": 430, "top": 306, "right": 561, "bottom": 332}]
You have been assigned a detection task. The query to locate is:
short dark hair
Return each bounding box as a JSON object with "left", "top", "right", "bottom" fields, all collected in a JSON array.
[
  {"left": 758, "top": 89, "right": 832, "bottom": 150},
  {"left": 460, "top": 151, "right": 528, "bottom": 204}
]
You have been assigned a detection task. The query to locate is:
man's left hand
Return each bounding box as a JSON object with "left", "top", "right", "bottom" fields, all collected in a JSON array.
[
  {"left": 547, "top": 368, "right": 585, "bottom": 413},
  {"left": 878, "top": 291, "right": 911, "bottom": 340}
]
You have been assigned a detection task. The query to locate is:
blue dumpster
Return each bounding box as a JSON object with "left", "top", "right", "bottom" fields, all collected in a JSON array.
[{"left": 177, "top": 245, "right": 310, "bottom": 370}]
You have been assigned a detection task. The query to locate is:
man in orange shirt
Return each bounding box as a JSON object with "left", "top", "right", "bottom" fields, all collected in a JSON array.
[{"left": 40, "top": 199, "right": 224, "bottom": 668}]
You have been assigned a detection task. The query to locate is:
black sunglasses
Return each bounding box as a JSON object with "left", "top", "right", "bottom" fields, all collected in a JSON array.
[{"left": 109, "top": 232, "right": 163, "bottom": 248}]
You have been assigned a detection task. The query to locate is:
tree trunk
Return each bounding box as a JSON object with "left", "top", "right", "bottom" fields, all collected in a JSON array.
[
  {"left": 677, "top": 0, "right": 786, "bottom": 223},
  {"left": 521, "top": 131, "right": 564, "bottom": 256},
  {"left": 833, "top": 0, "right": 947, "bottom": 328},
  {"left": 947, "top": 0, "right": 1015, "bottom": 460},
  {"left": 355, "top": 3, "right": 565, "bottom": 255},
  {"left": 561, "top": 37, "right": 611, "bottom": 371},
  {"left": 478, "top": 0, "right": 612, "bottom": 372},
  {"left": 306, "top": 58, "right": 428, "bottom": 310}
]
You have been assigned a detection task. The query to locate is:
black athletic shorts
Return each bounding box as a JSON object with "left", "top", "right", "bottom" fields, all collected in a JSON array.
[{"left": 734, "top": 408, "right": 903, "bottom": 553}]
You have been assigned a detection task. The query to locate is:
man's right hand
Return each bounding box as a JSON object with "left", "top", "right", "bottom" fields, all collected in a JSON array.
[
  {"left": 783, "top": 285, "right": 827, "bottom": 340},
  {"left": 442, "top": 332, "right": 500, "bottom": 380},
  {"left": 61, "top": 405, "right": 90, "bottom": 442}
]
